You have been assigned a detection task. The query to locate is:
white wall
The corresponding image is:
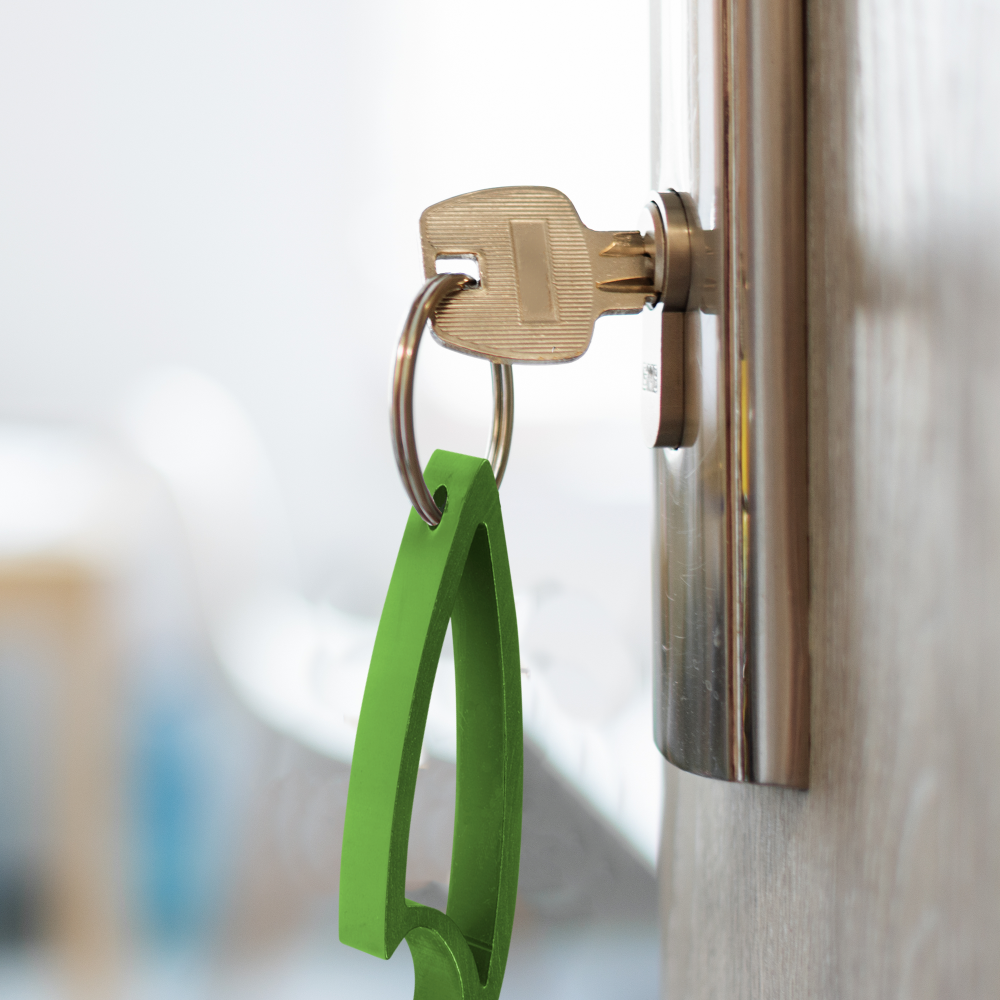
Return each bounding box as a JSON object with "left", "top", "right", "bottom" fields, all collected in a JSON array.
[{"left": 0, "top": 0, "right": 652, "bottom": 627}]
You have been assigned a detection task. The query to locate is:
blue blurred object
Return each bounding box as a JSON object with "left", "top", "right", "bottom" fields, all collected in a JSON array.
[{"left": 128, "top": 648, "right": 245, "bottom": 947}]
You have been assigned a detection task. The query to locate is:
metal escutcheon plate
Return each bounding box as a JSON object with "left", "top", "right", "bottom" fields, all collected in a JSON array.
[{"left": 651, "top": 0, "right": 809, "bottom": 788}]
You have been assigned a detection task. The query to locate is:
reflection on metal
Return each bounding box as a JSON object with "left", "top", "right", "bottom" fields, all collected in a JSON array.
[{"left": 650, "top": 0, "right": 809, "bottom": 787}]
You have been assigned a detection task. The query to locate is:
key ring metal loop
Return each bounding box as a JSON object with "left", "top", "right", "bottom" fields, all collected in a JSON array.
[{"left": 391, "top": 272, "right": 514, "bottom": 527}]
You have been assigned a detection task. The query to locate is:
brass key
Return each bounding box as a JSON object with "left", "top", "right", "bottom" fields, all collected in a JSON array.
[{"left": 420, "top": 186, "right": 690, "bottom": 364}]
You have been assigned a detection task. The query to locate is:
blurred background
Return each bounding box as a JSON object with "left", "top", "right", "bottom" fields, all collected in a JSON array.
[{"left": 0, "top": 1, "right": 660, "bottom": 997}]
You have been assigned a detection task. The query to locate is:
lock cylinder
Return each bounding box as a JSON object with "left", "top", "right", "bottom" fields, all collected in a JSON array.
[
  {"left": 640, "top": 190, "right": 694, "bottom": 311},
  {"left": 639, "top": 190, "right": 696, "bottom": 450}
]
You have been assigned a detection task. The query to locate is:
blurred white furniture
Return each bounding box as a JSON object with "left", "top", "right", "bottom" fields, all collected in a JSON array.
[
  {"left": 122, "top": 368, "right": 661, "bottom": 866},
  {"left": 120, "top": 369, "right": 374, "bottom": 765}
]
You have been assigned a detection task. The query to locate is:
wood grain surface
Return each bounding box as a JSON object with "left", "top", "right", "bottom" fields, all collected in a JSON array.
[{"left": 657, "top": 1, "right": 1000, "bottom": 996}]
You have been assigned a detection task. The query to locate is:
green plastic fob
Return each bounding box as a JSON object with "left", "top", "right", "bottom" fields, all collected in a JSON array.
[{"left": 339, "top": 450, "right": 522, "bottom": 1000}]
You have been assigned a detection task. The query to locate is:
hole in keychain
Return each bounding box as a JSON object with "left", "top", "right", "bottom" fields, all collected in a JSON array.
[
  {"left": 435, "top": 253, "right": 481, "bottom": 286},
  {"left": 432, "top": 484, "right": 449, "bottom": 522}
]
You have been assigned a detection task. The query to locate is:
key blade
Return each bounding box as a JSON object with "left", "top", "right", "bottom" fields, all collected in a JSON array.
[
  {"left": 585, "top": 228, "right": 657, "bottom": 316},
  {"left": 597, "top": 231, "right": 648, "bottom": 256}
]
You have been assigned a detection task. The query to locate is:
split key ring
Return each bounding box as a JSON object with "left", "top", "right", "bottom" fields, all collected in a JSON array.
[{"left": 391, "top": 272, "right": 513, "bottom": 527}]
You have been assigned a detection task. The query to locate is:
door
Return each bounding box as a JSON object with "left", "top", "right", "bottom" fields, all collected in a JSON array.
[{"left": 653, "top": 1, "right": 1000, "bottom": 996}]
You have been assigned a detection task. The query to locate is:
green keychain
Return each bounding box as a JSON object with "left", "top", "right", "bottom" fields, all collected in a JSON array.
[{"left": 340, "top": 274, "right": 522, "bottom": 999}]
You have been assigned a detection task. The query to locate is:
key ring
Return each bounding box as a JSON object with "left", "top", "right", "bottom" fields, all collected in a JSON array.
[{"left": 391, "top": 272, "right": 514, "bottom": 527}]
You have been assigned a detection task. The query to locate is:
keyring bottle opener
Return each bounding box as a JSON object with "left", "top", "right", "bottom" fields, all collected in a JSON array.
[{"left": 340, "top": 272, "right": 522, "bottom": 1000}]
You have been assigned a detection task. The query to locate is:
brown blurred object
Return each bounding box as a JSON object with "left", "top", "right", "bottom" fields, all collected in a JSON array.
[{"left": 0, "top": 560, "right": 123, "bottom": 998}]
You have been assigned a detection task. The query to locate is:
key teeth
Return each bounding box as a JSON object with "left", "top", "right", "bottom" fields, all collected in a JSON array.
[
  {"left": 599, "top": 232, "right": 649, "bottom": 257},
  {"left": 596, "top": 277, "right": 656, "bottom": 294}
]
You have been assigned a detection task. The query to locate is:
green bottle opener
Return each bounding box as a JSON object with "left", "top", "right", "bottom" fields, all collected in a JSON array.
[{"left": 339, "top": 449, "right": 523, "bottom": 1000}]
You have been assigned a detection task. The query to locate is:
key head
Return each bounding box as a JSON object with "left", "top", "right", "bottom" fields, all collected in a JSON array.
[{"left": 421, "top": 186, "right": 599, "bottom": 363}]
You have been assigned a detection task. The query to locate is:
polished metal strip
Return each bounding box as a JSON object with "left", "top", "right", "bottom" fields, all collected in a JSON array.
[{"left": 651, "top": 0, "right": 809, "bottom": 788}]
